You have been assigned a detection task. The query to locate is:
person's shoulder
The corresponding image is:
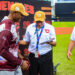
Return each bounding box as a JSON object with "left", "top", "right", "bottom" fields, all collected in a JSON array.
[
  {"left": 2, "top": 19, "right": 12, "bottom": 25},
  {"left": 72, "top": 26, "right": 75, "bottom": 32},
  {"left": 73, "top": 26, "right": 75, "bottom": 29},
  {"left": 1, "top": 16, "right": 8, "bottom": 21}
]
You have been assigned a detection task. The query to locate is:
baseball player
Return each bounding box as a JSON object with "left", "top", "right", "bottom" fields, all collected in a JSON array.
[{"left": 0, "top": 3, "right": 29, "bottom": 75}]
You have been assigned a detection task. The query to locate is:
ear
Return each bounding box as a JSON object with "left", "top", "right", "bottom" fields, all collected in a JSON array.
[{"left": 45, "top": 16, "right": 46, "bottom": 20}]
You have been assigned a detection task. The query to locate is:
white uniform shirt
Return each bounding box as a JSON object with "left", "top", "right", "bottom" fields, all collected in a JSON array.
[
  {"left": 71, "top": 27, "right": 75, "bottom": 41},
  {"left": 23, "top": 22, "right": 56, "bottom": 55}
]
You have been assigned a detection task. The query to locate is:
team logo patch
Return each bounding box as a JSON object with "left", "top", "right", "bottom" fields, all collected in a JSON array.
[
  {"left": 45, "top": 29, "right": 50, "bottom": 33},
  {"left": 16, "top": 7, "right": 20, "bottom": 11},
  {"left": 37, "top": 14, "right": 41, "bottom": 17}
]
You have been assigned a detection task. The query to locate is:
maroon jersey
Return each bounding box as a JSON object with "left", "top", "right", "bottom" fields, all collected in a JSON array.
[{"left": 0, "top": 17, "right": 22, "bottom": 71}]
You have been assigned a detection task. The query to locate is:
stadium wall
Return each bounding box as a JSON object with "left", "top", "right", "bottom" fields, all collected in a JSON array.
[{"left": 55, "top": 3, "right": 75, "bottom": 21}]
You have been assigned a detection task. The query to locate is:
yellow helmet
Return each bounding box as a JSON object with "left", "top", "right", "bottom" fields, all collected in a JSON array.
[
  {"left": 34, "top": 11, "right": 46, "bottom": 21},
  {"left": 10, "top": 3, "right": 29, "bottom": 16}
]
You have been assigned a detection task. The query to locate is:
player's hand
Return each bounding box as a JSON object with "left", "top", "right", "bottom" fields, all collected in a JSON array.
[
  {"left": 39, "top": 42, "right": 49, "bottom": 45},
  {"left": 21, "top": 60, "right": 30, "bottom": 70},
  {"left": 67, "top": 51, "right": 72, "bottom": 60},
  {"left": 39, "top": 38, "right": 55, "bottom": 45}
]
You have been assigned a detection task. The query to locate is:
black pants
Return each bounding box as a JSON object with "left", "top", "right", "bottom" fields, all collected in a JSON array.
[{"left": 29, "top": 50, "right": 53, "bottom": 75}]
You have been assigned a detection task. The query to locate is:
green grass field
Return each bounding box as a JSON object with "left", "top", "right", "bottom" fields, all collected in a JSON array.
[
  {"left": 52, "top": 22, "right": 75, "bottom": 27},
  {"left": 53, "top": 22, "right": 75, "bottom": 75}
]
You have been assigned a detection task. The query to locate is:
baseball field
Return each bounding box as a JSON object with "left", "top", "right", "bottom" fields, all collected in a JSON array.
[{"left": 52, "top": 22, "right": 75, "bottom": 75}]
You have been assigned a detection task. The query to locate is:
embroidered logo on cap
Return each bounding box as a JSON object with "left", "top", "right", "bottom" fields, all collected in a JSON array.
[
  {"left": 16, "top": 7, "right": 20, "bottom": 11},
  {"left": 37, "top": 14, "right": 41, "bottom": 17}
]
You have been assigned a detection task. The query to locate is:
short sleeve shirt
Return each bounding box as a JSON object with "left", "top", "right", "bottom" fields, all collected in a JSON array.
[
  {"left": 71, "top": 27, "right": 75, "bottom": 41},
  {"left": 23, "top": 22, "right": 56, "bottom": 55}
]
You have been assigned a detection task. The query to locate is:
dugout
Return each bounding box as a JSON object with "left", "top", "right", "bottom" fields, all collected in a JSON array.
[{"left": 55, "top": 3, "right": 75, "bottom": 21}]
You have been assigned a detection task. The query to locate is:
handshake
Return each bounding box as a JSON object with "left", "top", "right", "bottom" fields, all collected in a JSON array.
[{"left": 21, "top": 59, "right": 30, "bottom": 71}]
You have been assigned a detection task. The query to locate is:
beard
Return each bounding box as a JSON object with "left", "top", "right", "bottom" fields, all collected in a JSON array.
[
  {"left": 13, "top": 18, "right": 20, "bottom": 22},
  {"left": 12, "top": 18, "right": 20, "bottom": 22},
  {"left": 11, "top": 12, "right": 22, "bottom": 22}
]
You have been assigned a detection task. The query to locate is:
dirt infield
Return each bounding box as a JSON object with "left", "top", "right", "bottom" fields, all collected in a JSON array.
[{"left": 55, "top": 27, "right": 73, "bottom": 35}]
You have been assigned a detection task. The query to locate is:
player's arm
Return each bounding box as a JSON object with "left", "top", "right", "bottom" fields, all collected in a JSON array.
[
  {"left": 48, "top": 41, "right": 56, "bottom": 46},
  {"left": 1, "top": 50, "right": 29, "bottom": 70},
  {"left": 1, "top": 49, "right": 22, "bottom": 65},
  {"left": 19, "top": 40, "right": 29, "bottom": 45},
  {"left": 49, "top": 26, "right": 56, "bottom": 46},
  {"left": 40, "top": 41, "right": 56, "bottom": 46},
  {"left": 67, "top": 27, "right": 75, "bottom": 60},
  {"left": 40, "top": 40, "right": 56, "bottom": 46},
  {"left": 67, "top": 40, "right": 75, "bottom": 60}
]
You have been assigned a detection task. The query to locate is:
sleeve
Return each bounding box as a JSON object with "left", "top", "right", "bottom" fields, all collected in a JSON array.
[
  {"left": 1, "top": 50, "right": 22, "bottom": 66},
  {"left": 0, "top": 20, "right": 17, "bottom": 40},
  {"left": 0, "top": 23, "right": 5, "bottom": 32},
  {"left": 71, "top": 27, "right": 75, "bottom": 41},
  {"left": 23, "top": 27, "right": 30, "bottom": 42},
  {"left": 0, "top": 19, "right": 12, "bottom": 32},
  {"left": 50, "top": 26, "right": 56, "bottom": 42}
]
